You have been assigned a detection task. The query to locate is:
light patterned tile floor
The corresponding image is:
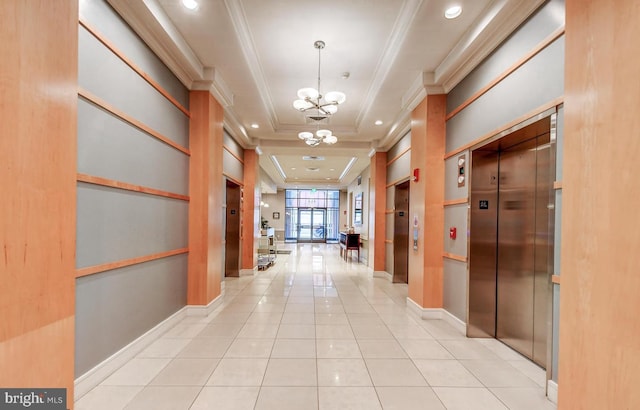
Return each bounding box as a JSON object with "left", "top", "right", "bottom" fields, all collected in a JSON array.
[{"left": 75, "top": 243, "right": 556, "bottom": 410}]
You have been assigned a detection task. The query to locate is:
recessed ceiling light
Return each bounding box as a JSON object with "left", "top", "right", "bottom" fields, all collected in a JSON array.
[
  {"left": 445, "top": 5, "right": 462, "bottom": 19},
  {"left": 291, "top": 167, "right": 296, "bottom": 170},
  {"left": 375, "top": 120, "right": 383, "bottom": 126},
  {"left": 250, "top": 123, "right": 259, "bottom": 129},
  {"left": 182, "top": 0, "right": 199, "bottom": 10},
  {"left": 330, "top": 168, "right": 335, "bottom": 171}
]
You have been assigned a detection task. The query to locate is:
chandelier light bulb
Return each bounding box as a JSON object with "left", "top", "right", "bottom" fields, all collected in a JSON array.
[
  {"left": 297, "top": 87, "right": 319, "bottom": 100},
  {"left": 324, "top": 135, "right": 338, "bottom": 144},
  {"left": 293, "top": 99, "right": 313, "bottom": 111},
  {"left": 316, "top": 129, "right": 332, "bottom": 138},
  {"left": 299, "top": 131, "right": 313, "bottom": 140},
  {"left": 324, "top": 91, "right": 346, "bottom": 105},
  {"left": 323, "top": 105, "right": 338, "bottom": 114}
]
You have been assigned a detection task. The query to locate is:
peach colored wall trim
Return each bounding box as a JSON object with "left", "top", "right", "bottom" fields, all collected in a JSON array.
[
  {"left": 559, "top": 2, "right": 640, "bottom": 407},
  {"left": 551, "top": 275, "right": 561, "bottom": 285},
  {"left": 223, "top": 173, "right": 244, "bottom": 187},
  {"left": 78, "top": 88, "right": 190, "bottom": 155},
  {"left": 370, "top": 152, "right": 387, "bottom": 271},
  {"left": 408, "top": 95, "right": 446, "bottom": 307},
  {"left": 443, "top": 198, "right": 468, "bottom": 206},
  {"left": 446, "top": 26, "right": 565, "bottom": 121},
  {"left": 385, "top": 209, "right": 394, "bottom": 214},
  {"left": 385, "top": 239, "right": 393, "bottom": 244},
  {"left": 77, "top": 173, "right": 190, "bottom": 201},
  {"left": 443, "top": 253, "right": 467, "bottom": 263},
  {"left": 241, "top": 150, "right": 259, "bottom": 270},
  {"left": 224, "top": 145, "right": 245, "bottom": 164},
  {"left": 188, "top": 91, "right": 223, "bottom": 306},
  {"left": 0, "top": 1, "right": 78, "bottom": 404},
  {"left": 444, "top": 97, "right": 564, "bottom": 160},
  {"left": 553, "top": 181, "right": 563, "bottom": 190},
  {"left": 386, "top": 176, "right": 411, "bottom": 188},
  {"left": 386, "top": 146, "right": 411, "bottom": 166},
  {"left": 76, "top": 248, "right": 189, "bottom": 278},
  {"left": 79, "top": 19, "right": 190, "bottom": 117}
]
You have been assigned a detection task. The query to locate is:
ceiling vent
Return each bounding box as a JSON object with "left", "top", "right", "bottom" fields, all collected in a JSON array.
[{"left": 303, "top": 156, "right": 325, "bottom": 161}]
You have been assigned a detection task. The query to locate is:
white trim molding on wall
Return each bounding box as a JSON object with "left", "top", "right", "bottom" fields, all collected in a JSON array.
[
  {"left": 547, "top": 380, "right": 558, "bottom": 404},
  {"left": 406, "top": 298, "right": 467, "bottom": 335},
  {"left": 74, "top": 293, "right": 224, "bottom": 400},
  {"left": 373, "top": 271, "right": 392, "bottom": 281}
]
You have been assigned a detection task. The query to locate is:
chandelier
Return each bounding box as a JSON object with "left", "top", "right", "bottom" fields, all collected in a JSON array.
[{"left": 293, "top": 40, "right": 345, "bottom": 146}]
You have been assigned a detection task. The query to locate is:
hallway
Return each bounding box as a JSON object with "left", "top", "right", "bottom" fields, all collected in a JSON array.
[{"left": 75, "top": 244, "right": 554, "bottom": 410}]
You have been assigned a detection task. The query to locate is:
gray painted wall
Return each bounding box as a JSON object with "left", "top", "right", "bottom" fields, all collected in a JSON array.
[
  {"left": 76, "top": 0, "right": 190, "bottom": 377},
  {"left": 443, "top": 0, "right": 565, "bottom": 379},
  {"left": 75, "top": 255, "right": 187, "bottom": 375},
  {"left": 443, "top": 259, "right": 467, "bottom": 322},
  {"left": 444, "top": 152, "right": 469, "bottom": 201},
  {"left": 443, "top": 204, "right": 468, "bottom": 258}
]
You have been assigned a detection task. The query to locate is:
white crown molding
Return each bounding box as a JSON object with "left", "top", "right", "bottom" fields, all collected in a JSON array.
[
  {"left": 379, "top": 109, "right": 411, "bottom": 151},
  {"left": 223, "top": 110, "right": 253, "bottom": 147},
  {"left": 107, "top": 0, "right": 204, "bottom": 88},
  {"left": 436, "top": 0, "right": 547, "bottom": 92},
  {"left": 224, "top": 0, "right": 279, "bottom": 130},
  {"left": 108, "top": 0, "right": 237, "bottom": 116},
  {"left": 354, "top": 0, "right": 424, "bottom": 129}
]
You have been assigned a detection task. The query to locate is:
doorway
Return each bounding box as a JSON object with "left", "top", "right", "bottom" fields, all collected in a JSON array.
[
  {"left": 393, "top": 180, "right": 410, "bottom": 283},
  {"left": 298, "top": 208, "right": 326, "bottom": 242},
  {"left": 224, "top": 180, "right": 241, "bottom": 277},
  {"left": 468, "top": 116, "right": 554, "bottom": 368}
]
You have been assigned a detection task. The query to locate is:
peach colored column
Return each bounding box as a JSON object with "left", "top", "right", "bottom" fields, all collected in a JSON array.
[
  {"left": 369, "top": 152, "right": 387, "bottom": 272},
  {"left": 0, "top": 0, "right": 78, "bottom": 406},
  {"left": 559, "top": 0, "right": 640, "bottom": 408},
  {"left": 241, "top": 150, "right": 259, "bottom": 271},
  {"left": 408, "top": 95, "right": 446, "bottom": 308},
  {"left": 188, "top": 91, "right": 224, "bottom": 305}
]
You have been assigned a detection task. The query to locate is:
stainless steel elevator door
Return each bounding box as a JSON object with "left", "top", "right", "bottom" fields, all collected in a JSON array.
[
  {"left": 496, "top": 133, "right": 551, "bottom": 368},
  {"left": 468, "top": 116, "right": 553, "bottom": 369},
  {"left": 393, "top": 180, "right": 410, "bottom": 284},
  {"left": 468, "top": 150, "right": 499, "bottom": 338},
  {"left": 496, "top": 138, "right": 538, "bottom": 359}
]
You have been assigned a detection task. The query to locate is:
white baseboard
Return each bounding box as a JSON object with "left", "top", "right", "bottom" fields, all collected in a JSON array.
[
  {"left": 405, "top": 298, "right": 466, "bottom": 335},
  {"left": 547, "top": 380, "right": 558, "bottom": 404},
  {"left": 441, "top": 309, "right": 467, "bottom": 334},
  {"left": 74, "top": 306, "right": 187, "bottom": 400},
  {"left": 75, "top": 293, "right": 225, "bottom": 400},
  {"left": 186, "top": 293, "right": 224, "bottom": 316},
  {"left": 239, "top": 268, "right": 256, "bottom": 276},
  {"left": 406, "top": 297, "right": 424, "bottom": 317},
  {"left": 373, "top": 271, "right": 392, "bottom": 281}
]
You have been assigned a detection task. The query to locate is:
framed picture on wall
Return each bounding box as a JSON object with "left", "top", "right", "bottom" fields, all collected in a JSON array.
[
  {"left": 354, "top": 193, "right": 363, "bottom": 225},
  {"left": 272, "top": 212, "right": 280, "bottom": 219}
]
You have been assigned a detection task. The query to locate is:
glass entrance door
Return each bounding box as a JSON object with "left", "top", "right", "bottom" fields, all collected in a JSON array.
[{"left": 297, "top": 208, "right": 326, "bottom": 242}]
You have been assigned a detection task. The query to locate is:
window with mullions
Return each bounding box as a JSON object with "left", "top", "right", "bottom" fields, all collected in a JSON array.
[{"left": 284, "top": 189, "right": 340, "bottom": 242}]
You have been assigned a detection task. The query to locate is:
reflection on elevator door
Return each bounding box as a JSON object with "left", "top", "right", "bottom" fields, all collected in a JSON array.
[
  {"left": 468, "top": 116, "right": 553, "bottom": 368},
  {"left": 393, "top": 181, "right": 410, "bottom": 283}
]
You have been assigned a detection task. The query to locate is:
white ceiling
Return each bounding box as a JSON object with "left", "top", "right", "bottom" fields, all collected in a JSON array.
[{"left": 108, "top": 0, "right": 545, "bottom": 190}]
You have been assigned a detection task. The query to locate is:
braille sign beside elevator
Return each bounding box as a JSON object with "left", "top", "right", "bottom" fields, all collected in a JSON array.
[{"left": 479, "top": 200, "right": 489, "bottom": 209}]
